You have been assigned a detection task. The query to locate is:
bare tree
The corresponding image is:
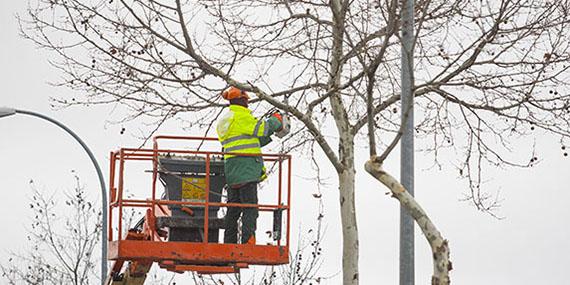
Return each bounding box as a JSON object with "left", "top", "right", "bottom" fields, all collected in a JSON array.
[
  {"left": 0, "top": 175, "right": 101, "bottom": 285},
  {"left": 0, "top": 176, "right": 210, "bottom": 285},
  {"left": 22, "top": 0, "right": 570, "bottom": 284}
]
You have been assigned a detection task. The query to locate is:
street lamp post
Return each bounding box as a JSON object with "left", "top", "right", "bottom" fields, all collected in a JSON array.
[
  {"left": 400, "top": 0, "right": 415, "bottom": 283},
  {"left": 0, "top": 107, "right": 108, "bottom": 284}
]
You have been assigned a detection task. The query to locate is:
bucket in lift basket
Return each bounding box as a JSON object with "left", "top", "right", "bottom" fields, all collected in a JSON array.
[{"left": 158, "top": 156, "right": 226, "bottom": 243}]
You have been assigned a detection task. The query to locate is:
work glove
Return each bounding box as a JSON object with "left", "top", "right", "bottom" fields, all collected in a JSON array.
[
  {"left": 271, "top": 112, "right": 284, "bottom": 130},
  {"left": 275, "top": 114, "right": 290, "bottom": 138}
]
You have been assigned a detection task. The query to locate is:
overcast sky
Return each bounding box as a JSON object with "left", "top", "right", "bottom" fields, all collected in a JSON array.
[{"left": 1, "top": 1, "right": 570, "bottom": 284}]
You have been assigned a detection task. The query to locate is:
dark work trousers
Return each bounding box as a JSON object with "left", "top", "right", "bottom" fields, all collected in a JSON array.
[{"left": 223, "top": 182, "right": 258, "bottom": 244}]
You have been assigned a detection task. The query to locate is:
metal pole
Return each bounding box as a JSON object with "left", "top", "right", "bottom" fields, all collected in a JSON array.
[
  {"left": 400, "top": 0, "right": 415, "bottom": 284},
  {"left": 13, "top": 109, "right": 108, "bottom": 284}
]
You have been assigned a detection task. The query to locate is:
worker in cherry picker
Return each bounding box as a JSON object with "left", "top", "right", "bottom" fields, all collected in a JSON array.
[{"left": 216, "top": 86, "right": 285, "bottom": 245}]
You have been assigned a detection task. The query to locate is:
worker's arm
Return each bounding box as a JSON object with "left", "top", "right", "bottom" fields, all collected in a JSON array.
[
  {"left": 259, "top": 136, "right": 272, "bottom": 147},
  {"left": 258, "top": 116, "right": 282, "bottom": 147},
  {"left": 240, "top": 115, "right": 282, "bottom": 139},
  {"left": 263, "top": 116, "right": 283, "bottom": 135}
]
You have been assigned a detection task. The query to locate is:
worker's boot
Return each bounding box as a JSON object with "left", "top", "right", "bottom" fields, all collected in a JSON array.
[{"left": 246, "top": 235, "right": 256, "bottom": 245}]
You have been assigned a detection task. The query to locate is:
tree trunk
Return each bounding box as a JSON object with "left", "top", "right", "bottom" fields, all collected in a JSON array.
[
  {"left": 365, "top": 157, "right": 452, "bottom": 285},
  {"left": 338, "top": 141, "right": 359, "bottom": 285}
]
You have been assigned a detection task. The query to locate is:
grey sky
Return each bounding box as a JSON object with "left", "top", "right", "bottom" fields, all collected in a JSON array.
[{"left": 1, "top": 1, "right": 569, "bottom": 284}]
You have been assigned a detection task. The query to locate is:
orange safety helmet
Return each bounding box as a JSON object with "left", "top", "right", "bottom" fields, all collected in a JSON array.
[{"left": 222, "top": 86, "right": 249, "bottom": 100}]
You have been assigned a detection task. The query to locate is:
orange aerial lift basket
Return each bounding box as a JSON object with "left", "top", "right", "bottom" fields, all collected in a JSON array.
[{"left": 106, "top": 135, "right": 291, "bottom": 283}]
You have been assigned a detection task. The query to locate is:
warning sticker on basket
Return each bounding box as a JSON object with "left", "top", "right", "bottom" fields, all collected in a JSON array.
[{"left": 181, "top": 177, "right": 206, "bottom": 201}]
